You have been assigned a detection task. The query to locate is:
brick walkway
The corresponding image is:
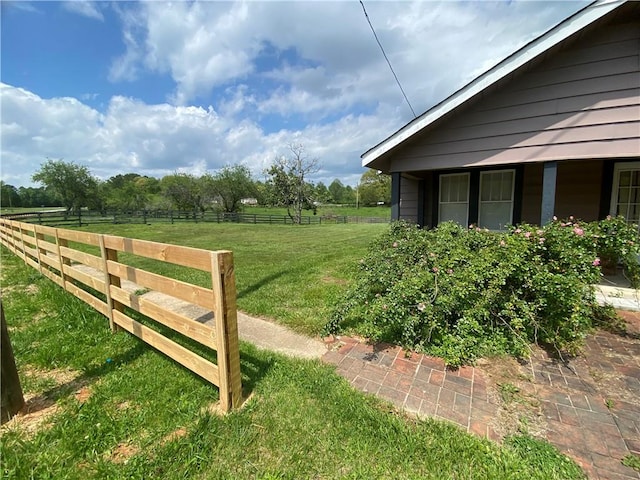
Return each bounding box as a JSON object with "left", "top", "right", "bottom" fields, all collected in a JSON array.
[{"left": 322, "top": 311, "right": 640, "bottom": 480}]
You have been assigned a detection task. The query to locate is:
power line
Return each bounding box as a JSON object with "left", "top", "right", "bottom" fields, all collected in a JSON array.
[{"left": 360, "top": 0, "right": 417, "bottom": 119}]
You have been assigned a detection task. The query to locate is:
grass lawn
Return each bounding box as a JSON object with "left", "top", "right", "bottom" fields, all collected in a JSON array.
[
  {"left": 245, "top": 205, "right": 391, "bottom": 218},
  {"left": 74, "top": 222, "right": 384, "bottom": 336},
  {"left": 0, "top": 249, "right": 585, "bottom": 479}
]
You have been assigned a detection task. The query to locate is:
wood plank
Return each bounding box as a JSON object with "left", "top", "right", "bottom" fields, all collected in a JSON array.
[
  {"left": 212, "top": 251, "right": 242, "bottom": 411},
  {"left": 112, "top": 310, "right": 220, "bottom": 385},
  {"left": 106, "top": 260, "right": 216, "bottom": 310},
  {"left": 59, "top": 246, "right": 103, "bottom": 270},
  {"left": 109, "top": 285, "right": 216, "bottom": 347},
  {"left": 62, "top": 265, "right": 107, "bottom": 294},
  {"left": 65, "top": 283, "right": 110, "bottom": 317},
  {"left": 102, "top": 235, "right": 212, "bottom": 271},
  {"left": 36, "top": 238, "right": 59, "bottom": 256},
  {"left": 56, "top": 229, "right": 102, "bottom": 246},
  {"left": 99, "top": 235, "right": 115, "bottom": 331},
  {"left": 39, "top": 252, "right": 62, "bottom": 271},
  {"left": 24, "top": 256, "right": 39, "bottom": 271},
  {"left": 40, "top": 266, "right": 64, "bottom": 288},
  {"left": 33, "top": 224, "right": 59, "bottom": 237}
]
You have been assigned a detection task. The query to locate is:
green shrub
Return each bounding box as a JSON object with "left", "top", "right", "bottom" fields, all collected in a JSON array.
[{"left": 326, "top": 217, "right": 638, "bottom": 366}]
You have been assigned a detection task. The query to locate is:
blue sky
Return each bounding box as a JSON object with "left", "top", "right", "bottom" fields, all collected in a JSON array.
[{"left": 1, "top": 0, "right": 587, "bottom": 188}]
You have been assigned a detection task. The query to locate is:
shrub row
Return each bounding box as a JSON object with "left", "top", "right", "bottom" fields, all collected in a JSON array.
[{"left": 325, "top": 216, "right": 639, "bottom": 366}]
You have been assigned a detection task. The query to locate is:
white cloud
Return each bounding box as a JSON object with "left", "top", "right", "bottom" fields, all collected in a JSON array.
[
  {"left": 62, "top": 1, "right": 103, "bottom": 21},
  {"left": 0, "top": 83, "right": 397, "bottom": 188},
  {"left": 2, "top": 1, "right": 590, "bottom": 189}
]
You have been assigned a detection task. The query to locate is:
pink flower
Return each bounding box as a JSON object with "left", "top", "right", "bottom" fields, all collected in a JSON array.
[
  {"left": 593, "top": 257, "right": 601, "bottom": 267},
  {"left": 539, "top": 237, "right": 545, "bottom": 244},
  {"left": 514, "top": 228, "right": 522, "bottom": 234},
  {"left": 524, "top": 232, "right": 531, "bottom": 238},
  {"left": 432, "top": 267, "right": 439, "bottom": 273},
  {"left": 447, "top": 269, "right": 453, "bottom": 274},
  {"left": 606, "top": 215, "right": 612, "bottom": 220},
  {"left": 429, "top": 252, "right": 436, "bottom": 258},
  {"left": 536, "top": 230, "right": 543, "bottom": 235},
  {"left": 417, "top": 302, "right": 427, "bottom": 312},
  {"left": 573, "top": 227, "right": 584, "bottom": 236},
  {"left": 500, "top": 240, "right": 506, "bottom": 247},
  {"left": 392, "top": 242, "right": 398, "bottom": 247},
  {"left": 553, "top": 216, "right": 558, "bottom": 221},
  {"left": 569, "top": 216, "right": 574, "bottom": 221}
]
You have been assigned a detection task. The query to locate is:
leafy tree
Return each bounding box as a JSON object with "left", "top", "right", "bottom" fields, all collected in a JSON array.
[
  {"left": 17, "top": 187, "right": 57, "bottom": 208},
  {"left": 266, "top": 144, "right": 319, "bottom": 224},
  {"left": 328, "top": 179, "right": 346, "bottom": 204},
  {"left": 0, "top": 182, "right": 21, "bottom": 209},
  {"left": 204, "top": 165, "right": 257, "bottom": 213},
  {"left": 32, "top": 159, "right": 99, "bottom": 213},
  {"left": 314, "top": 182, "right": 331, "bottom": 204},
  {"left": 160, "top": 173, "right": 205, "bottom": 212},
  {"left": 358, "top": 169, "right": 391, "bottom": 206},
  {"left": 104, "top": 173, "right": 159, "bottom": 211}
]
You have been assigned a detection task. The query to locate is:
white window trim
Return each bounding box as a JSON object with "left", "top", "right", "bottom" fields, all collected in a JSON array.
[
  {"left": 478, "top": 169, "right": 515, "bottom": 231},
  {"left": 438, "top": 172, "right": 470, "bottom": 225},
  {"left": 609, "top": 161, "right": 640, "bottom": 219}
]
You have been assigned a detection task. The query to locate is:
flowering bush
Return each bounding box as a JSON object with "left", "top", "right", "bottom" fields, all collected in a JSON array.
[{"left": 326, "top": 217, "right": 637, "bottom": 366}]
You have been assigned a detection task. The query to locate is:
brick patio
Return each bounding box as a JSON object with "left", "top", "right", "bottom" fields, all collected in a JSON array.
[{"left": 322, "top": 310, "right": 640, "bottom": 480}]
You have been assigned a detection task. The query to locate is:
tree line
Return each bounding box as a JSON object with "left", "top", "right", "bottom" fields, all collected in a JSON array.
[{"left": 1, "top": 145, "right": 390, "bottom": 224}]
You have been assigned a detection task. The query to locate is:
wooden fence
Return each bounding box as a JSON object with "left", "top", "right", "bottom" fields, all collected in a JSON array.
[
  {"left": 0, "top": 219, "right": 242, "bottom": 412},
  {"left": 2, "top": 209, "right": 389, "bottom": 227}
]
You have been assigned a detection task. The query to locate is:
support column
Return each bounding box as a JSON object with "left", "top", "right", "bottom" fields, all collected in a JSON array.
[
  {"left": 541, "top": 161, "right": 557, "bottom": 225},
  {"left": 391, "top": 173, "right": 401, "bottom": 221}
]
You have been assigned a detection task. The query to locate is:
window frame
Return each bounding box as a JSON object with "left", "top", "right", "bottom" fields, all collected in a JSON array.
[
  {"left": 477, "top": 169, "right": 516, "bottom": 231},
  {"left": 609, "top": 161, "right": 640, "bottom": 226},
  {"left": 438, "top": 172, "right": 470, "bottom": 226}
]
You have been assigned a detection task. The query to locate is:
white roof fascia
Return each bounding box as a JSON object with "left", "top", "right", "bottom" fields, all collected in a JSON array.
[{"left": 362, "top": 0, "right": 626, "bottom": 168}]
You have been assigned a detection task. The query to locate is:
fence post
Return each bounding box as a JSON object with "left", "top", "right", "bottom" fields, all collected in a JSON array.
[
  {"left": 53, "top": 228, "right": 68, "bottom": 290},
  {"left": 211, "top": 251, "right": 242, "bottom": 412},
  {"left": 101, "top": 240, "right": 123, "bottom": 333},
  {"left": 78, "top": 210, "right": 82, "bottom": 227},
  {"left": 35, "top": 228, "right": 45, "bottom": 275},
  {"left": 37, "top": 212, "right": 42, "bottom": 225}
]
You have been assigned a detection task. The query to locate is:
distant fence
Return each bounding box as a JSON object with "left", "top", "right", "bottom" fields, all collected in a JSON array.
[
  {"left": 0, "top": 218, "right": 242, "bottom": 412},
  {"left": 1, "top": 210, "right": 389, "bottom": 227}
]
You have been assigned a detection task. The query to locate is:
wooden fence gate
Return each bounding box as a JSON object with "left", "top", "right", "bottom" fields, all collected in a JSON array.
[{"left": 0, "top": 219, "right": 242, "bottom": 412}]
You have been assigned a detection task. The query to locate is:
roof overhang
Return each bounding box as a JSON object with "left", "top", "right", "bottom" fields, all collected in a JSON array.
[{"left": 361, "top": 0, "right": 627, "bottom": 170}]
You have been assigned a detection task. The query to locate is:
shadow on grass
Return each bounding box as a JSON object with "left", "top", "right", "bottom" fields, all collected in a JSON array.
[
  {"left": 237, "top": 271, "right": 288, "bottom": 300},
  {"left": 18, "top": 342, "right": 148, "bottom": 417}
]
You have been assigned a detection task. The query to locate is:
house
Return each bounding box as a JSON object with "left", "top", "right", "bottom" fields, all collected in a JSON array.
[{"left": 362, "top": 0, "right": 639, "bottom": 230}]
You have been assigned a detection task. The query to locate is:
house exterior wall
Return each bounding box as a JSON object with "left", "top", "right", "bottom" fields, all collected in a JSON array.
[
  {"left": 520, "top": 160, "right": 604, "bottom": 224},
  {"left": 399, "top": 175, "right": 419, "bottom": 223},
  {"left": 388, "top": 19, "right": 640, "bottom": 174}
]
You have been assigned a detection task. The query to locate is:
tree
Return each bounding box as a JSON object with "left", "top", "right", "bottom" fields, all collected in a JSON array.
[
  {"left": 328, "top": 179, "right": 346, "bottom": 204},
  {"left": 32, "top": 159, "right": 99, "bottom": 213},
  {"left": 17, "top": 186, "right": 57, "bottom": 208},
  {"left": 266, "top": 144, "right": 319, "bottom": 224},
  {"left": 358, "top": 169, "right": 391, "bottom": 206},
  {"left": 314, "top": 182, "right": 331, "bottom": 204},
  {"left": 0, "top": 182, "right": 21, "bottom": 209},
  {"left": 204, "top": 165, "right": 257, "bottom": 213},
  {"left": 160, "top": 173, "right": 205, "bottom": 212},
  {"left": 104, "top": 173, "right": 159, "bottom": 211}
]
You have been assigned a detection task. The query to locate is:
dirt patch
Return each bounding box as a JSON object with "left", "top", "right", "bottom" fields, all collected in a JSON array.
[
  {"left": 476, "top": 354, "right": 546, "bottom": 438},
  {"left": 160, "top": 427, "right": 188, "bottom": 445},
  {"left": 321, "top": 276, "right": 348, "bottom": 285},
  {"left": 108, "top": 442, "right": 140, "bottom": 464},
  {"left": 0, "top": 366, "right": 90, "bottom": 437},
  {"left": 74, "top": 386, "right": 92, "bottom": 404}
]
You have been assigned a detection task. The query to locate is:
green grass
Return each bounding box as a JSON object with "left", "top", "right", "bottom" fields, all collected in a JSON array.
[
  {"left": 0, "top": 249, "right": 586, "bottom": 479},
  {"left": 245, "top": 205, "right": 391, "bottom": 218},
  {"left": 75, "top": 223, "right": 384, "bottom": 336}
]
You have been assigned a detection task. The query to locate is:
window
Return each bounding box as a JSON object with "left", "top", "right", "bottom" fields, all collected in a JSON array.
[
  {"left": 610, "top": 162, "right": 640, "bottom": 226},
  {"left": 478, "top": 170, "right": 514, "bottom": 230},
  {"left": 439, "top": 173, "right": 469, "bottom": 225}
]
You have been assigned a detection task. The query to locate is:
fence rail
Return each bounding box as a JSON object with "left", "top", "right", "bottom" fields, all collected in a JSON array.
[
  {"left": 0, "top": 218, "right": 242, "bottom": 412},
  {"left": 1, "top": 209, "right": 389, "bottom": 227}
]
